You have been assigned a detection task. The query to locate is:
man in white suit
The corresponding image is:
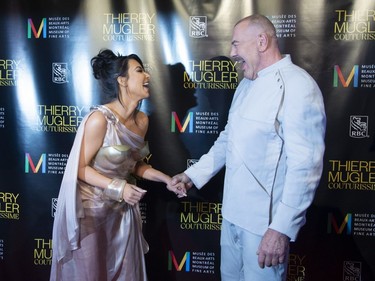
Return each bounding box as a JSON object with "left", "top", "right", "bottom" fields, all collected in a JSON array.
[{"left": 172, "top": 14, "right": 326, "bottom": 281}]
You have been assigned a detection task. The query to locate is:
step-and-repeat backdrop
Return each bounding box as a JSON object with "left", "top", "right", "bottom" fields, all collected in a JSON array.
[{"left": 1, "top": 0, "right": 375, "bottom": 280}]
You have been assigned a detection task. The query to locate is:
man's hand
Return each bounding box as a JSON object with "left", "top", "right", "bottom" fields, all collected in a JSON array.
[
  {"left": 166, "top": 181, "right": 187, "bottom": 198},
  {"left": 257, "top": 228, "right": 290, "bottom": 268},
  {"left": 171, "top": 173, "right": 194, "bottom": 191}
]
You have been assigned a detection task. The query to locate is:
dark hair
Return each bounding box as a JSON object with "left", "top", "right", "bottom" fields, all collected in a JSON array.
[{"left": 91, "top": 49, "right": 144, "bottom": 102}]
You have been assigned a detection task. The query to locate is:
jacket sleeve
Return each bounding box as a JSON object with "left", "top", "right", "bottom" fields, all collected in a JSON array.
[
  {"left": 184, "top": 80, "right": 249, "bottom": 189},
  {"left": 269, "top": 69, "right": 326, "bottom": 240},
  {"left": 185, "top": 124, "right": 228, "bottom": 188}
]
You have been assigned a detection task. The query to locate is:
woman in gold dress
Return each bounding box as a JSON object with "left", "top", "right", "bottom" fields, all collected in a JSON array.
[{"left": 50, "top": 49, "right": 187, "bottom": 281}]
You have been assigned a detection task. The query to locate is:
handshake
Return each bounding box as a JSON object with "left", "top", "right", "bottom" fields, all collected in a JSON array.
[{"left": 167, "top": 173, "right": 194, "bottom": 198}]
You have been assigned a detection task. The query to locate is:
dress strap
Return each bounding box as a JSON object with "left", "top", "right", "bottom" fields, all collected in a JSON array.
[{"left": 90, "top": 105, "right": 118, "bottom": 124}]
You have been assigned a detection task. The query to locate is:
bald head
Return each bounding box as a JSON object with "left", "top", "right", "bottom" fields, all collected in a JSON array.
[{"left": 236, "top": 14, "right": 277, "bottom": 41}]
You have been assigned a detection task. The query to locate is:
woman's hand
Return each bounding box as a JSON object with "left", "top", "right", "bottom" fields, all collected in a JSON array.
[
  {"left": 166, "top": 181, "right": 187, "bottom": 198},
  {"left": 122, "top": 183, "right": 147, "bottom": 205}
]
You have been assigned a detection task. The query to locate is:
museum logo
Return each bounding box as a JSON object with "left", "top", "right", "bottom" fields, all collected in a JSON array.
[
  {"left": 27, "top": 17, "right": 70, "bottom": 39},
  {"left": 171, "top": 112, "right": 194, "bottom": 133},
  {"left": 334, "top": 64, "right": 375, "bottom": 88},
  {"left": 171, "top": 111, "right": 220, "bottom": 135},
  {"left": 327, "top": 213, "right": 352, "bottom": 235},
  {"left": 168, "top": 250, "right": 216, "bottom": 274},
  {"left": 25, "top": 152, "right": 69, "bottom": 175},
  {"left": 328, "top": 212, "right": 375, "bottom": 237},
  {"left": 333, "top": 65, "right": 359, "bottom": 87}
]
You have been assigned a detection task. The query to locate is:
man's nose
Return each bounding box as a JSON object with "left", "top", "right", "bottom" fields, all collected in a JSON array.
[{"left": 230, "top": 47, "right": 237, "bottom": 58}]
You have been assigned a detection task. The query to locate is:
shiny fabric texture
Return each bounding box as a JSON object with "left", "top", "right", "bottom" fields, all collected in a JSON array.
[{"left": 50, "top": 105, "right": 149, "bottom": 281}]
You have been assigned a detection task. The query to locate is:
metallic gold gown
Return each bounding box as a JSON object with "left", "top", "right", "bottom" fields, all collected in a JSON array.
[{"left": 50, "top": 105, "right": 149, "bottom": 281}]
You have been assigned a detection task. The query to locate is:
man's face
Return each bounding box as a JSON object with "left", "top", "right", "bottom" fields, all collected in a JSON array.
[{"left": 230, "top": 21, "right": 260, "bottom": 80}]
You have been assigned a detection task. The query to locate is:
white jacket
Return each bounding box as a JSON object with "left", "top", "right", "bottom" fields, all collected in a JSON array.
[{"left": 185, "top": 55, "right": 326, "bottom": 240}]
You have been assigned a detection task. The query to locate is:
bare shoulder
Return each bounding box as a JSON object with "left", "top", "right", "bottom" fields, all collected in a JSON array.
[
  {"left": 85, "top": 110, "right": 107, "bottom": 135},
  {"left": 136, "top": 111, "right": 149, "bottom": 136},
  {"left": 80, "top": 110, "right": 107, "bottom": 163}
]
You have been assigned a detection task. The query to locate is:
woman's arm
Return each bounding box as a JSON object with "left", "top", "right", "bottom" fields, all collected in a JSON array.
[
  {"left": 134, "top": 162, "right": 187, "bottom": 197},
  {"left": 134, "top": 162, "right": 170, "bottom": 183},
  {"left": 133, "top": 111, "right": 187, "bottom": 196},
  {"left": 77, "top": 111, "right": 111, "bottom": 188}
]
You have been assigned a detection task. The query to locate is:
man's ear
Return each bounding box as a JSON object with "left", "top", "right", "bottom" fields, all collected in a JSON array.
[
  {"left": 117, "top": 76, "right": 127, "bottom": 87},
  {"left": 257, "top": 33, "right": 268, "bottom": 52}
]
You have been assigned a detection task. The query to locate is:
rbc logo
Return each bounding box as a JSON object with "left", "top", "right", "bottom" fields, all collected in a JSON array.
[
  {"left": 187, "top": 159, "right": 198, "bottom": 168},
  {"left": 52, "top": 63, "right": 69, "bottom": 84},
  {"left": 343, "top": 261, "right": 361, "bottom": 281},
  {"left": 189, "top": 16, "right": 208, "bottom": 38},
  {"left": 51, "top": 198, "right": 58, "bottom": 217},
  {"left": 349, "top": 116, "right": 369, "bottom": 138}
]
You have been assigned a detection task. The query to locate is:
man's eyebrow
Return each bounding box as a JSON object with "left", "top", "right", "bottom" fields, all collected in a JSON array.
[{"left": 231, "top": 40, "right": 238, "bottom": 45}]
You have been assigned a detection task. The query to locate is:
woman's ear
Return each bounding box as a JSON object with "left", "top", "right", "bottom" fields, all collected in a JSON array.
[{"left": 117, "top": 76, "right": 127, "bottom": 87}]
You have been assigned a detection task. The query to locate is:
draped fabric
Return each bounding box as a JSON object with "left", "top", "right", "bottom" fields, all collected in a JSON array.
[{"left": 50, "top": 106, "right": 149, "bottom": 281}]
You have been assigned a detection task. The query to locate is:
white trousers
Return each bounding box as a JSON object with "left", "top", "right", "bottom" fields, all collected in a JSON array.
[{"left": 220, "top": 219, "right": 288, "bottom": 281}]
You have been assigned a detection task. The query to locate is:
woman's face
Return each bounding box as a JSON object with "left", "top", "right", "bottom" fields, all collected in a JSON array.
[{"left": 123, "top": 59, "right": 150, "bottom": 99}]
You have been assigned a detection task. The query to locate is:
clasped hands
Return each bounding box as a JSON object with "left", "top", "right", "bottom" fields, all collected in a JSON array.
[
  {"left": 169, "top": 172, "right": 193, "bottom": 198},
  {"left": 167, "top": 172, "right": 193, "bottom": 198}
]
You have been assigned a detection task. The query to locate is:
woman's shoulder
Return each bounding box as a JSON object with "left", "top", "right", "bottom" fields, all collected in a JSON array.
[
  {"left": 85, "top": 109, "right": 107, "bottom": 130},
  {"left": 136, "top": 110, "right": 148, "bottom": 122},
  {"left": 91, "top": 105, "right": 118, "bottom": 123},
  {"left": 135, "top": 111, "right": 149, "bottom": 136}
]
